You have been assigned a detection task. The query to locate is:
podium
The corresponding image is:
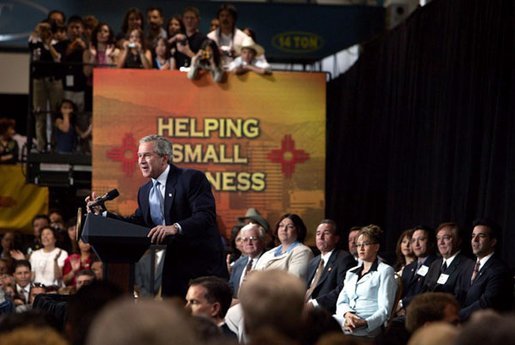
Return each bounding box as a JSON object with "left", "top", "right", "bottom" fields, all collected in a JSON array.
[{"left": 82, "top": 214, "right": 151, "bottom": 293}]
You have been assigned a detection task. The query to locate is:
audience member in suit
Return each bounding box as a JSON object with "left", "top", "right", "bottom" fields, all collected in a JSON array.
[
  {"left": 229, "top": 223, "right": 265, "bottom": 298},
  {"left": 334, "top": 225, "right": 397, "bottom": 337},
  {"left": 397, "top": 225, "right": 437, "bottom": 314},
  {"left": 86, "top": 135, "right": 228, "bottom": 298},
  {"left": 347, "top": 226, "right": 361, "bottom": 262},
  {"left": 456, "top": 219, "right": 513, "bottom": 321},
  {"left": 185, "top": 276, "right": 237, "bottom": 340},
  {"left": 12, "top": 260, "right": 33, "bottom": 310},
  {"left": 423, "top": 222, "right": 474, "bottom": 295},
  {"left": 306, "top": 219, "right": 357, "bottom": 314}
]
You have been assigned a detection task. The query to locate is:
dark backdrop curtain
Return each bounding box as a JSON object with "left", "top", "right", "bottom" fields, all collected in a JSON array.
[{"left": 326, "top": 0, "right": 514, "bottom": 268}]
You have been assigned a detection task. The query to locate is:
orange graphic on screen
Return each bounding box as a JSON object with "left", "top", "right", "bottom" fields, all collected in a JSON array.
[
  {"left": 106, "top": 133, "right": 139, "bottom": 177},
  {"left": 267, "top": 134, "right": 310, "bottom": 178}
]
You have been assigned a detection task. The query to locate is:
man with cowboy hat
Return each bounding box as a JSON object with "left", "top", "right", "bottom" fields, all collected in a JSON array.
[{"left": 228, "top": 36, "right": 271, "bottom": 75}]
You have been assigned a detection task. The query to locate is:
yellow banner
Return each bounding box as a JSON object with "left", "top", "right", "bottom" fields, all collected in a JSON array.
[
  {"left": 93, "top": 69, "right": 325, "bottom": 240},
  {"left": 0, "top": 165, "right": 49, "bottom": 233}
]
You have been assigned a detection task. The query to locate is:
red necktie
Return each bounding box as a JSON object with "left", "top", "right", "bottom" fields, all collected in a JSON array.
[{"left": 470, "top": 260, "right": 480, "bottom": 284}]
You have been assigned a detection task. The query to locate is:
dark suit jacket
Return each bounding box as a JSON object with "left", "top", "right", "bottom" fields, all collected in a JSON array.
[
  {"left": 400, "top": 254, "right": 437, "bottom": 307},
  {"left": 110, "top": 164, "right": 228, "bottom": 298},
  {"left": 229, "top": 255, "right": 248, "bottom": 298},
  {"left": 456, "top": 254, "right": 513, "bottom": 321},
  {"left": 423, "top": 252, "right": 474, "bottom": 295},
  {"left": 306, "top": 249, "right": 357, "bottom": 313}
]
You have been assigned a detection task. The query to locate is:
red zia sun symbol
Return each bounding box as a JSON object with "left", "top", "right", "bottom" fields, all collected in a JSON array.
[
  {"left": 106, "top": 133, "right": 139, "bottom": 177},
  {"left": 267, "top": 134, "right": 310, "bottom": 178}
]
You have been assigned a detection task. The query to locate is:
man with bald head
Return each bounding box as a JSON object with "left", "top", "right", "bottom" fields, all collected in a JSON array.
[{"left": 228, "top": 222, "right": 265, "bottom": 298}]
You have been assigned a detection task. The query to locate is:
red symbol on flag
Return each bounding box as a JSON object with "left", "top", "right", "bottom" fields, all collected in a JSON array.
[
  {"left": 267, "top": 134, "right": 310, "bottom": 178},
  {"left": 106, "top": 133, "right": 138, "bottom": 177}
]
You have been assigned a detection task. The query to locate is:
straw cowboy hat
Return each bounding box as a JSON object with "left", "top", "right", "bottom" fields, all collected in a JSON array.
[
  {"left": 237, "top": 36, "right": 265, "bottom": 56},
  {"left": 237, "top": 208, "right": 269, "bottom": 232}
]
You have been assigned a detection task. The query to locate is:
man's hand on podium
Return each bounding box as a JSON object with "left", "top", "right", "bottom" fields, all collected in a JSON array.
[{"left": 148, "top": 224, "right": 179, "bottom": 244}]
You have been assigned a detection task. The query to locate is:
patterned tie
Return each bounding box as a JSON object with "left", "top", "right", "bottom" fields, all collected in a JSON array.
[
  {"left": 149, "top": 180, "right": 164, "bottom": 226},
  {"left": 305, "top": 258, "right": 325, "bottom": 301},
  {"left": 470, "top": 260, "right": 480, "bottom": 284},
  {"left": 244, "top": 258, "right": 254, "bottom": 277}
]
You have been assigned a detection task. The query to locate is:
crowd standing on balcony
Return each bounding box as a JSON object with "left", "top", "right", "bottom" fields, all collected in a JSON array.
[{"left": 27, "top": 4, "right": 272, "bottom": 155}]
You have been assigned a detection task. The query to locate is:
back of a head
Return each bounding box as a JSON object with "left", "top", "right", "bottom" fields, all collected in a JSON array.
[
  {"left": 0, "top": 326, "right": 68, "bottom": 345},
  {"left": 407, "top": 322, "right": 458, "bottom": 345},
  {"left": 405, "top": 292, "right": 459, "bottom": 333},
  {"left": 86, "top": 298, "right": 197, "bottom": 345},
  {"left": 454, "top": 312, "right": 515, "bottom": 345},
  {"left": 238, "top": 270, "right": 306, "bottom": 340}
]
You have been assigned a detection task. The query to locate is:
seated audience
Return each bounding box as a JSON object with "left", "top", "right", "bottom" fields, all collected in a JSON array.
[
  {"left": 334, "top": 225, "right": 397, "bottom": 337},
  {"left": 0, "top": 326, "right": 68, "bottom": 345},
  {"left": 454, "top": 312, "right": 515, "bottom": 345},
  {"left": 239, "top": 269, "right": 306, "bottom": 343},
  {"left": 407, "top": 322, "right": 459, "bottom": 345},
  {"left": 185, "top": 276, "right": 237, "bottom": 339},
  {"left": 30, "top": 227, "right": 68, "bottom": 288},
  {"left": 0, "top": 118, "right": 19, "bottom": 164},
  {"left": 255, "top": 213, "right": 314, "bottom": 280},
  {"left": 423, "top": 222, "right": 474, "bottom": 295},
  {"left": 455, "top": 218, "right": 513, "bottom": 321},
  {"left": 12, "top": 260, "right": 33, "bottom": 309},
  {"left": 229, "top": 223, "right": 266, "bottom": 298},
  {"left": 188, "top": 39, "right": 224, "bottom": 83},
  {"left": 86, "top": 298, "right": 197, "bottom": 345},
  {"left": 405, "top": 292, "right": 460, "bottom": 334},
  {"left": 394, "top": 229, "right": 415, "bottom": 276},
  {"left": 62, "top": 239, "right": 93, "bottom": 287},
  {"left": 306, "top": 219, "right": 357, "bottom": 314},
  {"left": 397, "top": 225, "right": 437, "bottom": 314}
]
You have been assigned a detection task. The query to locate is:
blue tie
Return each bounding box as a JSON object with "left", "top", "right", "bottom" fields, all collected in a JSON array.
[{"left": 149, "top": 180, "right": 164, "bottom": 226}]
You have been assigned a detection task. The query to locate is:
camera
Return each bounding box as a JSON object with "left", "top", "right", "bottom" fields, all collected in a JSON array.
[{"left": 128, "top": 42, "right": 136, "bottom": 48}]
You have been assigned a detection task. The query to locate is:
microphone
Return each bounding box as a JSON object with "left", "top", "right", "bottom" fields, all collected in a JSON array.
[{"left": 89, "top": 189, "right": 119, "bottom": 207}]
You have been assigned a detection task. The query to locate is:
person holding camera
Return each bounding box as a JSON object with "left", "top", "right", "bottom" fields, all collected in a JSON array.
[
  {"left": 207, "top": 4, "right": 249, "bottom": 69},
  {"left": 117, "top": 28, "right": 152, "bottom": 69},
  {"left": 173, "top": 7, "right": 207, "bottom": 70},
  {"left": 187, "top": 39, "right": 224, "bottom": 83}
]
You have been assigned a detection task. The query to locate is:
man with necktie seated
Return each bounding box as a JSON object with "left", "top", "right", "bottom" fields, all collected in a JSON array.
[
  {"left": 12, "top": 260, "right": 33, "bottom": 310},
  {"left": 423, "top": 222, "right": 474, "bottom": 295},
  {"left": 397, "top": 225, "right": 437, "bottom": 314},
  {"left": 86, "top": 134, "right": 228, "bottom": 298},
  {"left": 305, "top": 219, "right": 357, "bottom": 314},
  {"left": 455, "top": 218, "right": 513, "bottom": 321},
  {"left": 229, "top": 223, "right": 265, "bottom": 298}
]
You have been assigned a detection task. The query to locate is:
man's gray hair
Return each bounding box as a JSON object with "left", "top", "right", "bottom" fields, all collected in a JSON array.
[
  {"left": 140, "top": 135, "right": 173, "bottom": 163},
  {"left": 240, "top": 223, "right": 265, "bottom": 239}
]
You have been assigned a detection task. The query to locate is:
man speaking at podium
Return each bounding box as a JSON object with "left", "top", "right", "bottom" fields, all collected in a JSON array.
[{"left": 86, "top": 134, "right": 228, "bottom": 298}]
